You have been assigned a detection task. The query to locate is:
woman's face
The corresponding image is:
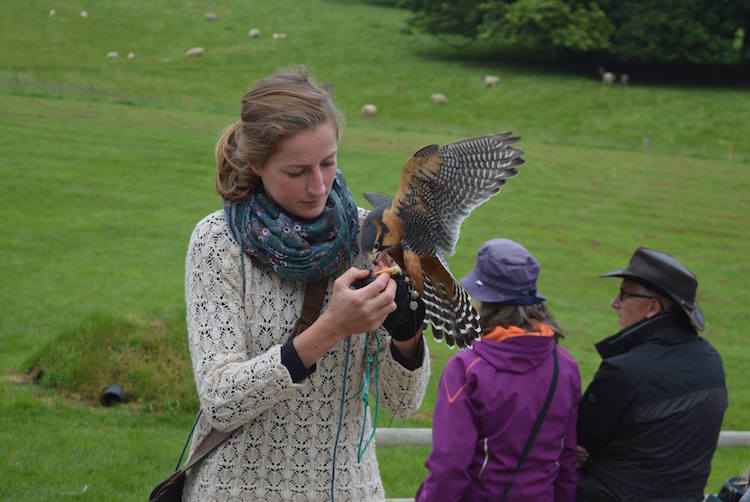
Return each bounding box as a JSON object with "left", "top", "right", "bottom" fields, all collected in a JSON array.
[{"left": 255, "top": 122, "right": 338, "bottom": 220}]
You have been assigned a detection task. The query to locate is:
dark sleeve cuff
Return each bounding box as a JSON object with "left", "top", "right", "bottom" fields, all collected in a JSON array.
[
  {"left": 280, "top": 340, "right": 316, "bottom": 383},
  {"left": 390, "top": 337, "right": 425, "bottom": 371}
]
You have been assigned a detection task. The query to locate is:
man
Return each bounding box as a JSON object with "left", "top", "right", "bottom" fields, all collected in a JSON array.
[{"left": 577, "top": 247, "right": 727, "bottom": 502}]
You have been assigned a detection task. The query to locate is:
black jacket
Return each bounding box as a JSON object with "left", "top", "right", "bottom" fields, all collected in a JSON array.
[{"left": 577, "top": 313, "right": 727, "bottom": 502}]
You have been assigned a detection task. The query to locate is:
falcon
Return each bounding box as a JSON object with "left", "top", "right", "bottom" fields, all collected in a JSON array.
[{"left": 360, "top": 132, "right": 525, "bottom": 348}]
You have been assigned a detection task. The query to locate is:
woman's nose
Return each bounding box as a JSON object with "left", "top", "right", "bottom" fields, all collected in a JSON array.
[{"left": 308, "top": 167, "right": 326, "bottom": 196}]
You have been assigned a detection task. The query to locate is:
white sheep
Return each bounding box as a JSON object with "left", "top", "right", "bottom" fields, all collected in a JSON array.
[
  {"left": 106, "top": 52, "right": 118, "bottom": 59},
  {"left": 248, "top": 28, "right": 260, "bottom": 38},
  {"left": 362, "top": 104, "right": 377, "bottom": 116},
  {"left": 620, "top": 74, "right": 629, "bottom": 86},
  {"left": 272, "top": 33, "right": 287, "bottom": 40},
  {"left": 431, "top": 93, "right": 447, "bottom": 104},
  {"left": 127, "top": 52, "right": 135, "bottom": 60},
  {"left": 80, "top": 10, "right": 87, "bottom": 19},
  {"left": 185, "top": 47, "right": 205, "bottom": 57},
  {"left": 484, "top": 75, "right": 500, "bottom": 87},
  {"left": 602, "top": 72, "right": 615, "bottom": 85},
  {"left": 49, "top": 9, "right": 55, "bottom": 16},
  {"left": 204, "top": 12, "right": 218, "bottom": 21}
]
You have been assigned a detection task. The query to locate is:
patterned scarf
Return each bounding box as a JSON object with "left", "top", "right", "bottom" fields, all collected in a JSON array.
[{"left": 225, "top": 170, "right": 360, "bottom": 283}]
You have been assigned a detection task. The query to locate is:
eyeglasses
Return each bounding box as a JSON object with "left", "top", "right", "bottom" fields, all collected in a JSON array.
[{"left": 617, "top": 288, "right": 656, "bottom": 302}]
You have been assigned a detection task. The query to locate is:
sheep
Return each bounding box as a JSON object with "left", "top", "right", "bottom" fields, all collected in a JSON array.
[
  {"left": 431, "top": 93, "right": 448, "bottom": 104},
  {"left": 362, "top": 104, "right": 377, "bottom": 116},
  {"left": 127, "top": 52, "right": 135, "bottom": 60},
  {"left": 106, "top": 52, "right": 118, "bottom": 59},
  {"left": 602, "top": 72, "right": 615, "bottom": 85},
  {"left": 620, "top": 74, "right": 629, "bottom": 86},
  {"left": 80, "top": 10, "right": 87, "bottom": 19},
  {"left": 484, "top": 75, "right": 500, "bottom": 87},
  {"left": 204, "top": 12, "right": 218, "bottom": 21},
  {"left": 248, "top": 28, "right": 260, "bottom": 38},
  {"left": 185, "top": 47, "right": 204, "bottom": 57},
  {"left": 272, "top": 33, "right": 287, "bottom": 40},
  {"left": 49, "top": 9, "right": 55, "bottom": 16}
]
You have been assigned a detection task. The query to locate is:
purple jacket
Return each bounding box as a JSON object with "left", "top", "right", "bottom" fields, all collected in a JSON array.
[{"left": 416, "top": 335, "right": 581, "bottom": 502}]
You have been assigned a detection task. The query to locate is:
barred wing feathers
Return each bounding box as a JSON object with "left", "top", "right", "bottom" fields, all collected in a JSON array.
[{"left": 395, "top": 132, "right": 524, "bottom": 257}]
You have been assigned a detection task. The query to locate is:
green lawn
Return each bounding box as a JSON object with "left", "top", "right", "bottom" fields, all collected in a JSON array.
[{"left": 1, "top": 0, "right": 749, "bottom": 500}]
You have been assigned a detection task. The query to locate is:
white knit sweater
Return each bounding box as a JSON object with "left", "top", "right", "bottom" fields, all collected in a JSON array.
[{"left": 182, "top": 209, "right": 430, "bottom": 501}]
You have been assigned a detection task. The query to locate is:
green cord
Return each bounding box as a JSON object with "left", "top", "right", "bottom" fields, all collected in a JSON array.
[{"left": 348, "top": 331, "right": 380, "bottom": 463}]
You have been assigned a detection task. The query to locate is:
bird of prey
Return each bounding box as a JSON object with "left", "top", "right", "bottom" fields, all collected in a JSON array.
[{"left": 360, "top": 132, "right": 525, "bottom": 348}]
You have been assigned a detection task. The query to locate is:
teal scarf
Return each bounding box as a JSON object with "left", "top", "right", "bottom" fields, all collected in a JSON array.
[{"left": 225, "top": 170, "right": 360, "bottom": 283}]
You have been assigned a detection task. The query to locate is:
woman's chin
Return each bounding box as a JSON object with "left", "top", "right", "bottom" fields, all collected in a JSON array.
[{"left": 291, "top": 203, "right": 325, "bottom": 220}]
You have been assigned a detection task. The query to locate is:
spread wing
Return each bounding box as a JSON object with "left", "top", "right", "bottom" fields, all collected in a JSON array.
[{"left": 394, "top": 132, "right": 524, "bottom": 257}]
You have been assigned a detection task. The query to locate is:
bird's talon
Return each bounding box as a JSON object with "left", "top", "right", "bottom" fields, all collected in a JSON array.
[{"left": 372, "top": 264, "right": 403, "bottom": 277}]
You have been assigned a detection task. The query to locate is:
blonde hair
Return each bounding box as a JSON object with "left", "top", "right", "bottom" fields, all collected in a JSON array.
[{"left": 215, "top": 66, "right": 341, "bottom": 202}]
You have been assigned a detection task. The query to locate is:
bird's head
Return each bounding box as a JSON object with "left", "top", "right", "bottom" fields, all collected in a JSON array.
[
  {"left": 361, "top": 191, "right": 399, "bottom": 263},
  {"left": 360, "top": 209, "right": 389, "bottom": 263}
]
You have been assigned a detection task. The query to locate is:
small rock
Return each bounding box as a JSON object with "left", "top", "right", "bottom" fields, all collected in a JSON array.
[
  {"left": 106, "top": 51, "right": 118, "bottom": 59},
  {"left": 204, "top": 12, "right": 218, "bottom": 21},
  {"left": 484, "top": 75, "right": 499, "bottom": 87},
  {"left": 272, "top": 32, "right": 286, "bottom": 40},
  {"left": 431, "top": 93, "right": 447, "bottom": 104},
  {"left": 185, "top": 47, "right": 205, "bottom": 57},
  {"left": 49, "top": 9, "right": 55, "bottom": 16},
  {"left": 80, "top": 10, "right": 87, "bottom": 19},
  {"left": 248, "top": 28, "right": 260, "bottom": 38},
  {"left": 362, "top": 104, "right": 377, "bottom": 116}
]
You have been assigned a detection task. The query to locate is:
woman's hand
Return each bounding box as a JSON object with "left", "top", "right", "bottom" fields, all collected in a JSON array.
[
  {"left": 292, "top": 268, "right": 396, "bottom": 368},
  {"left": 325, "top": 267, "right": 397, "bottom": 336}
]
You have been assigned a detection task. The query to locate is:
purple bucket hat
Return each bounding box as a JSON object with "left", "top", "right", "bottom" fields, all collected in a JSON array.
[{"left": 461, "top": 239, "right": 546, "bottom": 305}]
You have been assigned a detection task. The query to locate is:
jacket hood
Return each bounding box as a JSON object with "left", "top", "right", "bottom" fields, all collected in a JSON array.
[{"left": 471, "top": 333, "right": 556, "bottom": 375}]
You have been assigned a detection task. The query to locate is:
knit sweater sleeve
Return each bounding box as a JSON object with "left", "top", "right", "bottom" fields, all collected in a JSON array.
[
  {"left": 185, "top": 212, "right": 299, "bottom": 431},
  {"left": 373, "top": 330, "right": 430, "bottom": 418}
]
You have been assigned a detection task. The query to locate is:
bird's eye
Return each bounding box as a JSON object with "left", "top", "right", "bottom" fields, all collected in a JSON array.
[{"left": 373, "top": 242, "right": 380, "bottom": 250}]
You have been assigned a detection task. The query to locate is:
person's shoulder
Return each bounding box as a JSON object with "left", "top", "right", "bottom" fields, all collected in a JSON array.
[
  {"left": 444, "top": 346, "right": 485, "bottom": 375},
  {"left": 190, "top": 210, "right": 230, "bottom": 240},
  {"left": 556, "top": 344, "right": 579, "bottom": 367},
  {"left": 187, "top": 210, "right": 239, "bottom": 260}
]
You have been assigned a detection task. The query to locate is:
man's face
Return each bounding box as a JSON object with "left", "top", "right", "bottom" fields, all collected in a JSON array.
[{"left": 610, "top": 279, "right": 660, "bottom": 330}]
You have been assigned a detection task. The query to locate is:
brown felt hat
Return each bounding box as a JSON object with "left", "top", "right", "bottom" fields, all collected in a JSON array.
[{"left": 601, "top": 247, "right": 705, "bottom": 331}]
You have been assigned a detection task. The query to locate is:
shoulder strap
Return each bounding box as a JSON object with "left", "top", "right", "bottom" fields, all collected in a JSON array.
[
  {"left": 501, "top": 345, "right": 559, "bottom": 502},
  {"left": 173, "top": 277, "right": 330, "bottom": 474},
  {"left": 289, "top": 278, "right": 329, "bottom": 340}
]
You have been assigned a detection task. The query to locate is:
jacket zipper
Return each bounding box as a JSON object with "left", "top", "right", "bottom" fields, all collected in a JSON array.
[{"left": 478, "top": 438, "right": 489, "bottom": 478}]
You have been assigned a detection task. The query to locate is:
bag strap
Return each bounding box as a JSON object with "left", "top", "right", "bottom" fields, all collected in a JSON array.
[
  {"left": 501, "top": 345, "right": 559, "bottom": 502},
  {"left": 174, "top": 277, "right": 330, "bottom": 474},
  {"left": 290, "top": 278, "right": 329, "bottom": 339}
]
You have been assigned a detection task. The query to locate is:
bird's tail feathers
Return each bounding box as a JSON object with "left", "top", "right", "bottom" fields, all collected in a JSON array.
[{"left": 422, "top": 273, "right": 481, "bottom": 349}]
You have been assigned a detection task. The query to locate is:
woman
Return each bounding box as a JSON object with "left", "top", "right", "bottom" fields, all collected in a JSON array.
[
  {"left": 183, "top": 67, "right": 429, "bottom": 501},
  {"left": 416, "top": 238, "right": 580, "bottom": 501}
]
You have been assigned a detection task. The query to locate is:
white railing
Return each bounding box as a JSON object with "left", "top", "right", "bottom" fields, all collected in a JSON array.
[
  {"left": 375, "top": 428, "right": 750, "bottom": 447},
  {"left": 380, "top": 429, "right": 750, "bottom": 502}
]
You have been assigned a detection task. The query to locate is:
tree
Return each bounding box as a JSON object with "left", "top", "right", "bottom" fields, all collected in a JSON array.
[
  {"left": 402, "top": 0, "right": 749, "bottom": 65},
  {"left": 600, "top": 0, "right": 746, "bottom": 64}
]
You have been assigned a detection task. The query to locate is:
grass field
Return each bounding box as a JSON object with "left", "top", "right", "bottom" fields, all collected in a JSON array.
[{"left": 1, "top": 1, "right": 749, "bottom": 499}]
